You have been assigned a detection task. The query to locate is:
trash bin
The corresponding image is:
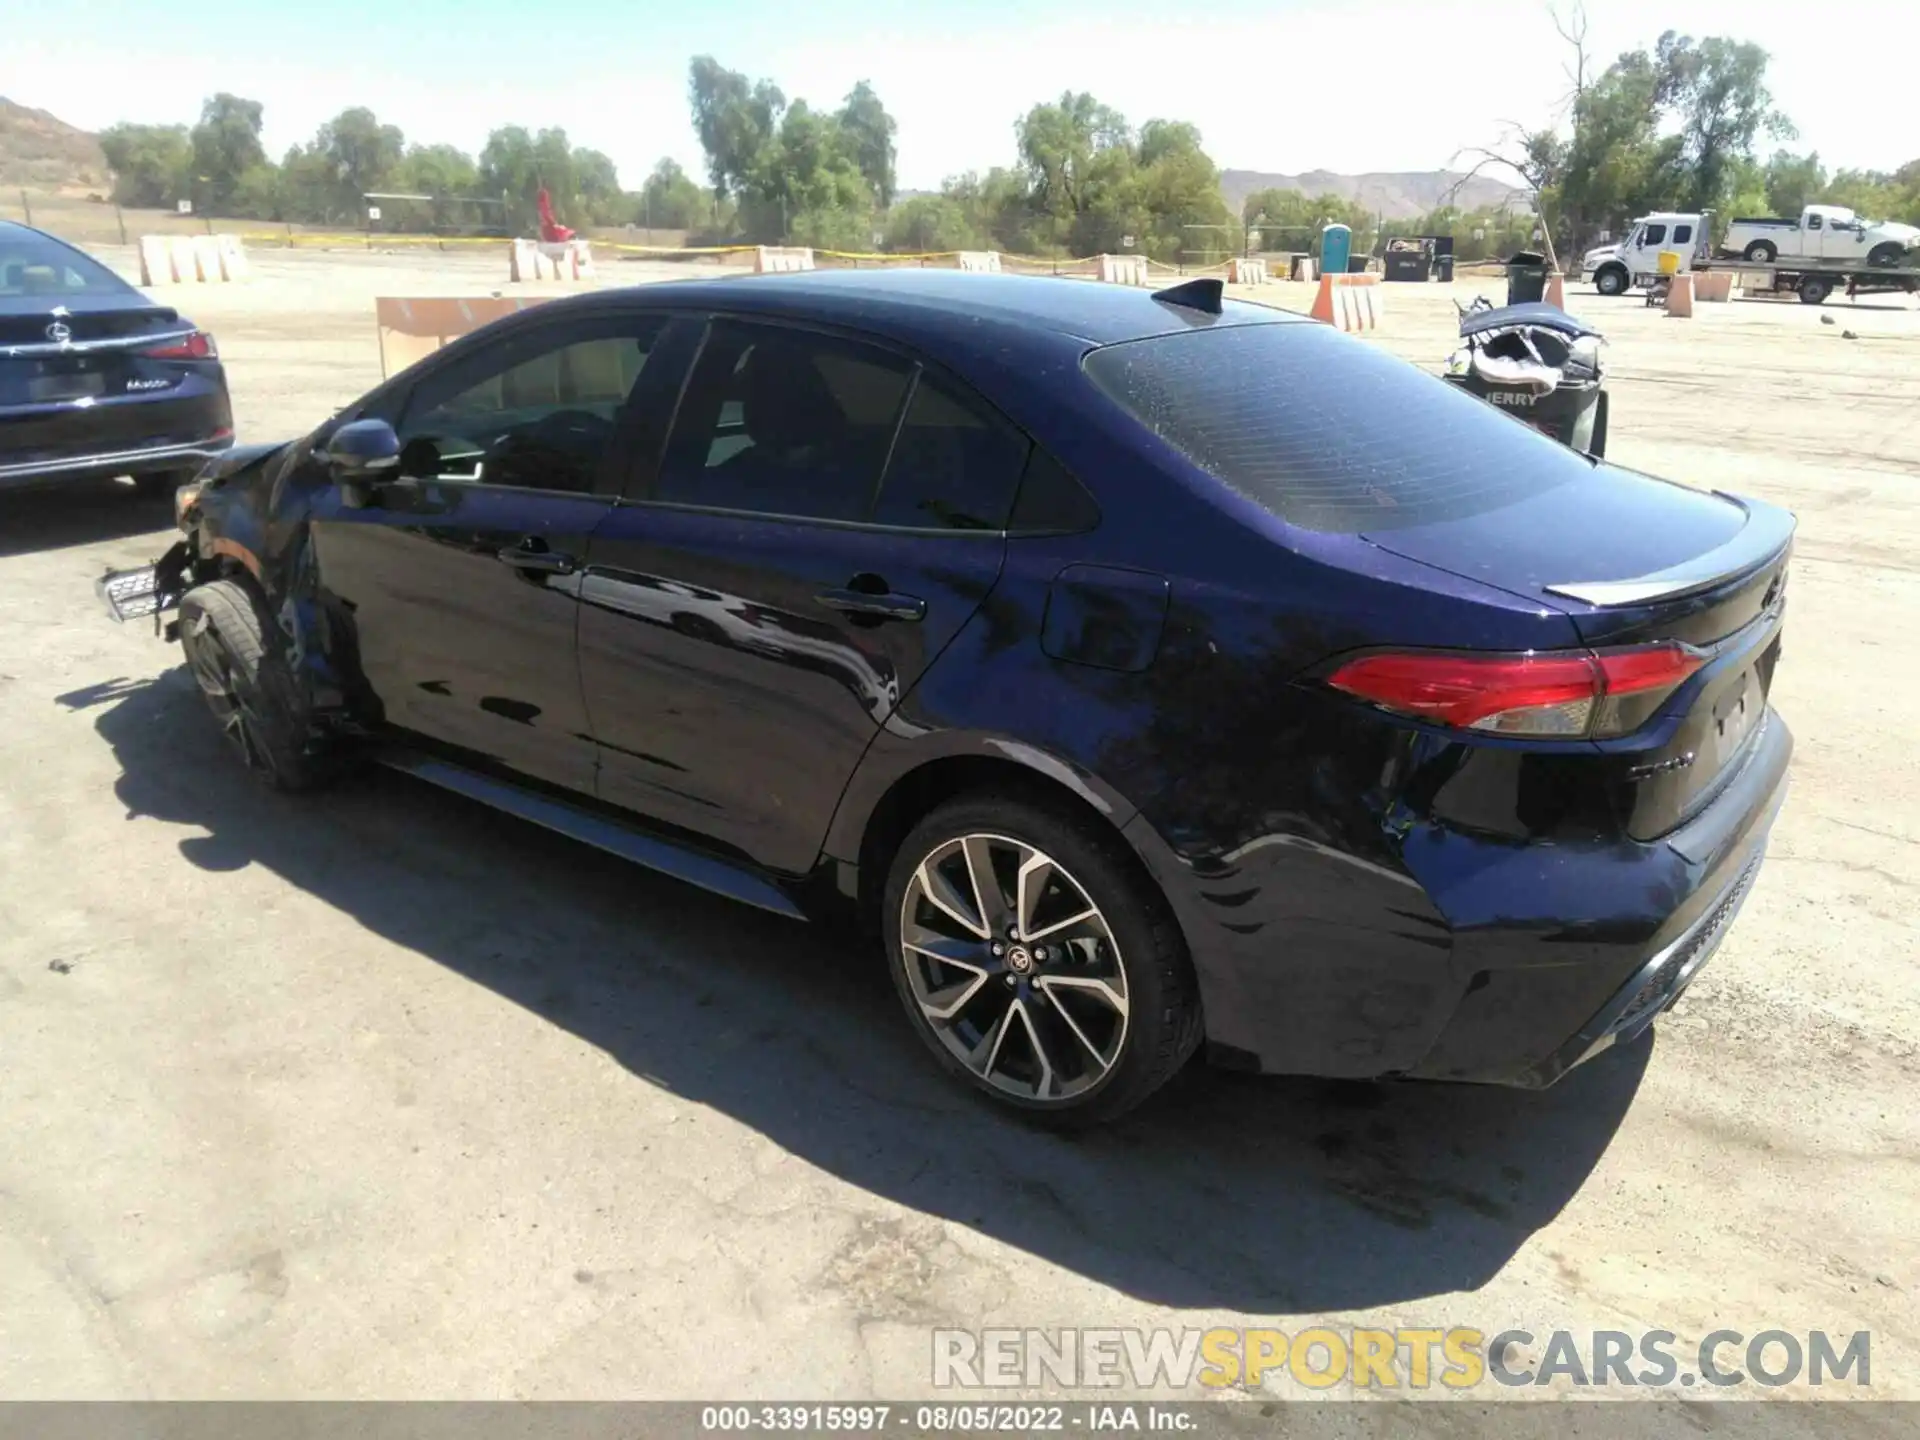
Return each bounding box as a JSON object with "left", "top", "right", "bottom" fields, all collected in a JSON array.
[
  {"left": 1346, "top": 256, "right": 1371, "bottom": 274},
  {"left": 1435, "top": 255, "right": 1456, "bottom": 282},
  {"left": 1446, "top": 371, "right": 1606, "bottom": 456},
  {"left": 1443, "top": 302, "right": 1609, "bottom": 458},
  {"left": 1505, "top": 251, "right": 1550, "bottom": 306}
]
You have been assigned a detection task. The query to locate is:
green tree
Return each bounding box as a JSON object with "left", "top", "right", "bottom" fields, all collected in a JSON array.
[
  {"left": 1656, "top": 32, "right": 1796, "bottom": 214},
  {"left": 98, "top": 123, "right": 192, "bottom": 209},
  {"left": 390, "top": 143, "right": 481, "bottom": 228},
  {"left": 688, "top": 56, "right": 784, "bottom": 202},
  {"left": 189, "top": 93, "right": 266, "bottom": 213},
  {"left": 315, "top": 107, "right": 406, "bottom": 215},
  {"left": 837, "top": 80, "right": 898, "bottom": 208},
  {"left": 884, "top": 194, "right": 987, "bottom": 252},
  {"left": 1763, "top": 150, "right": 1826, "bottom": 217},
  {"left": 639, "top": 157, "right": 707, "bottom": 229},
  {"left": 1015, "top": 91, "right": 1131, "bottom": 232}
]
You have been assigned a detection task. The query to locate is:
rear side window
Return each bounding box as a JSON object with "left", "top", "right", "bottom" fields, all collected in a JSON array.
[
  {"left": 0, "top": 229, "right": 133, "bottom": 298},
  {"left": 870, "top": 372, "right": 1029, "bottom": 531},
  {"left": 655, "top": 321, "right": 912, "bottom": 522},
  {"left": 1673, "top": 223, "right": 1693, "bottom": 245},
  {"left": 1082, "top": 322, "right": 1593, "bottom": 534}
]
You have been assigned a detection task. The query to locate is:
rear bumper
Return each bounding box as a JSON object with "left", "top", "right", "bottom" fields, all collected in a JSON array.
[
  {"left": 1156, "top": 709, "right": 1792, "bottom": 1088},
  {"left": 0, "top": 435, "right": 232, "bottom": 490}
]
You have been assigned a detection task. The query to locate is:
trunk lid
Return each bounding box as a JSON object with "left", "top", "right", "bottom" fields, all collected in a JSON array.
[
  {"left": 0, "top": 297, "right": 197, "bottom": 411},
  {"left": 1363, "top": 469, "right": 1793, "bottom": 839}
]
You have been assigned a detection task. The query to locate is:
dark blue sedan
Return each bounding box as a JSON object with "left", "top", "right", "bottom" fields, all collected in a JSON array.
[
  {"left": 1, "top": 220, "right": 232, "bottom": 495},
  {"left": 98, "top": 269, "right": 1792, "bottom": 1124}
]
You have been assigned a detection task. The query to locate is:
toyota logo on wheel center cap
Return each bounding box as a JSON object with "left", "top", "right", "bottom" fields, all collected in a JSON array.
[
  {"left": 1006, "top": 946, "right": 1033, "bottom": 974},
  {"left": 46, "top": 320, "right": 73, "bottom": 344}
]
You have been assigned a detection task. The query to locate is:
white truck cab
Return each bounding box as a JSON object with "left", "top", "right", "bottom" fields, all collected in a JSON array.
[
  {"left": 1724, "top": 205, "right": 1919, "bottom": 267},
  {"left": 1584, "top": 213, "right": 1708, "bottom": 296}
]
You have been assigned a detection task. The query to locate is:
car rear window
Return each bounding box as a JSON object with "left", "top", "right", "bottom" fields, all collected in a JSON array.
[
  {"left": 1082, "top": 321, "right": 1593, "bottom": 534},
  {"left": 0, "top": 229, "right": 133, "bottom": 299}
]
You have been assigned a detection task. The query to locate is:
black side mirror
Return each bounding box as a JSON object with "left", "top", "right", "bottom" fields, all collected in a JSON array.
[{"left": 317, "top": 419, "right": 401, "bottom": 508}]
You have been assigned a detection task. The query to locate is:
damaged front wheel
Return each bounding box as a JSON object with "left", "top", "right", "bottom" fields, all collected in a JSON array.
[{"left": 179, "top": 580, "right": 334, "bottom": 792}]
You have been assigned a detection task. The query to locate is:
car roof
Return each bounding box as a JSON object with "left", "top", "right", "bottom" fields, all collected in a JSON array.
[{"left": 602, "top": 267, "right": 1308, "bottom": 348}]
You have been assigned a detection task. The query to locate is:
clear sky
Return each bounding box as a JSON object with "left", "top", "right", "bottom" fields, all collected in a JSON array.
[{"left": 5, "top": 0, "right": 1912, "bottom": 193}]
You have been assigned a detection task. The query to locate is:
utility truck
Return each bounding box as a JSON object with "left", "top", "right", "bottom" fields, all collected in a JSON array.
[{"left": 1583, "top": 210, "right": 1920, "bottom": 306}]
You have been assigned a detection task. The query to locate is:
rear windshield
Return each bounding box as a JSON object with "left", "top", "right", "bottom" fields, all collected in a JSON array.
[
  {"left": 0, "top": 229, "right": 134, "bottom": 301},
  {"left": 1082, "top": 321, "right": 1592, "bottom": 534}
]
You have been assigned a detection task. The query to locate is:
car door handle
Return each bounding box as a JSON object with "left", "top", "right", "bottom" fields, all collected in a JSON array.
[
  {"left": 496, "top": 543, "right": 577, "bottom": 576},
  {"left": 816, "top": 586, "right": 926, "bottom": 622}
]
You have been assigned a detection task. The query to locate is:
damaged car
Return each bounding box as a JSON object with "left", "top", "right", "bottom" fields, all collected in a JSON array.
[{"left": 99, "top": 270, "right": 1793, "bottom": 1124}]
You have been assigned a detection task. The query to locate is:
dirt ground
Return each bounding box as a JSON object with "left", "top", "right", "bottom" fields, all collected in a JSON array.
[{"left": 1, "top": 246, "right": 1916, "bottom": 1407}]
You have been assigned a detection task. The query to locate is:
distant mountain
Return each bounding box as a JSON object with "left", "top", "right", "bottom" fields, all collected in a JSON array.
[
  {"left": 1220, "top": 168, "right": 1528, "bottom": 220},
  {"left": 0, "top": 97, "right": 109, "bottom": 194}
]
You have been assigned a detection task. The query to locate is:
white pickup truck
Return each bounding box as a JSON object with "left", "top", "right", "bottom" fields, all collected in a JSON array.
[
  {"left": 1584, "top": 209, "right": 1920, "bottom": 305},
  {"left": 1722, "top": 204, "right": 1919, "bottom": 268}
]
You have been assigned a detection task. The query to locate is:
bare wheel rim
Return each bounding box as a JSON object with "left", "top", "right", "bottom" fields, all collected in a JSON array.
[
  {"left": 898, "top": 832, "right": 1130, "bottom": 1104},
  {"left": 186, "top": 627, "right": 279, "bottom": 782}
]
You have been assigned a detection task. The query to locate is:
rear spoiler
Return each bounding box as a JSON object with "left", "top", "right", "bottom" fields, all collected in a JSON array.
[{"left": 1545, "top": 492, "right": 1796, "bottom": 606}]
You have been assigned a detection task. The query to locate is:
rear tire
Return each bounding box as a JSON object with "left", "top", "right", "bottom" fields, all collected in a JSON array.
[
  {"left": 881, "top": 792, "right": 1202, "bottom": 1127},
  {"left": 1744, "top": 240, "right": 1777, "bottom": 263},
  {"left": 1798, "top": 275, "right": 1833, "bottom": 305},
  {"left": 178, "top": 580, "right": 334, "bottom": 792}
]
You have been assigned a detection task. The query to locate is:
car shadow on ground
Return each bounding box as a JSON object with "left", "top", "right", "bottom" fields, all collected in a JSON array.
[
  {"left": 69, "top": 670, "right": 1650, "bottom": 1315},
  {"left": 0, "top": 481, "right": 175, "bottom": 559}
]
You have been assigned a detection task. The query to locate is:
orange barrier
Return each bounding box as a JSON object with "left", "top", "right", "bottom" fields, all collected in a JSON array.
[
  {"left": 1694, "top": 271, "right": 1734, "bottom": 302},
  {"left": 754, "top": 246, "right": 816, "bottom": 274},
  {"left": 1291, "top": 255, "right": 1318, "bottom": 283},
  {"left": 1308, "top": 272, "right": 1384, "bottom": 331},
  {"left": 374, "top": 295, "right": 558, "bottom": 377},
  {"left": 1665, "top": 274, "right": 1695, "bottom": 318},
  {"left": 955, "top": 250, "right": 1002, "bottom": 273},
  {"left": 1227, "top": 257, "right": 1269, "bottom": 284},
  {"left": 1094, "top": 253, "right": 1150, "bottom": 286},
  {"left": 1544, "top": 273, "right": 1566, "bottom": 308}
]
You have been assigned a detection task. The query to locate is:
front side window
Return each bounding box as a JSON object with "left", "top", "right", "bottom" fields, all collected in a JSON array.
[
  {"left": 1641, "top": 223, "right": 1668, "bottom": 246},
  {"left": 654, "top": 322, "right": 913, "bottom": 522},
  {"left": 396, "top": 318, "right": 665, "bottom": 494}
]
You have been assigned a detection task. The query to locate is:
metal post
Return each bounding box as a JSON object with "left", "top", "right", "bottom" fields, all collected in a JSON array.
[
  {"left": 20, "top": 190, "right": 31, "bottom": 227},
  {"left": 116, "top": 205, "right": 127, "bottom": 245}
]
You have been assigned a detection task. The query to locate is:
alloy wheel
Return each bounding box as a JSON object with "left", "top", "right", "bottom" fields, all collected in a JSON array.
[
  {"left": 897, "top": 832, "right": 1130, "bottom": 1104},
  {"left": 186, "top": 627, "right": 280, "bottom": 783}
]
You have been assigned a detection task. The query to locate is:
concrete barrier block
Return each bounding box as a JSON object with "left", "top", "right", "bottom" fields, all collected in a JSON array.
[
  {"left": 753, "top": 246, "right": 816, "bottom": 274},
  {"left": 137, "top": 235, "right": 171, "bottom": 286},
  {"left": 1094, "top": 253, "right": 1150, "bottom": 286},
  {"left": 1666, "top": 274, "right": 1695, "bottom": 318},
  {"left": 956, "top": 251, "right": 1002, "bottom": 273},
  {"left": 215, "top": 234, "right": 250, "bottom": 281},
  {"left": 166, "top": 236, "right": 199, "bottom": 284},
  {"left": 1227, "top": 257, "right": 1268, "bottom": 284},
  {"left": 1291, "top": 255, "right": 1318, "bottom": 282}
]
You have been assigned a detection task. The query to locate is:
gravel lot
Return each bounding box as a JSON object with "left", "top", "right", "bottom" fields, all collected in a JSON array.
[{"left": 2, "top": 247, "right": 1916, "bottom": 1406}]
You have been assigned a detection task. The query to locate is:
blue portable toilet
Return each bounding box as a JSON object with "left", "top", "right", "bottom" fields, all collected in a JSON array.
[{"left": 1320, "top": 222, "right": 1352, "bottom": 277}]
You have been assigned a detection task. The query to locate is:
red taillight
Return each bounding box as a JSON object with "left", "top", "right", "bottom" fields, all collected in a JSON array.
[
  {"left": 1327, "top": 643, "right": 1706, "bottom": 738},
  {"left": 143, "top": 331, "right": 216, "bottom": 360}
]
